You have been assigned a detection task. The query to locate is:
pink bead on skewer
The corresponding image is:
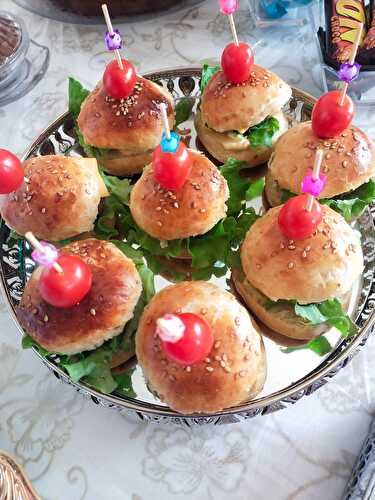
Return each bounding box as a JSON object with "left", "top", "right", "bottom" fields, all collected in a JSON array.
[
  {"left": 301, "top": 149, "right": 326, "bottom": 212},
  {"left": 219, "top": 0, "right": 239, "bottom": 46},
  {"left": 25, "top": 232, "right": 63, "bottom": 273}
]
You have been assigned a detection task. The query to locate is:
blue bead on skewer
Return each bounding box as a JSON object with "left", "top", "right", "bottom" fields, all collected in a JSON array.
[{"left": 160, "top": 132, "right": 180, "bottom": 153}]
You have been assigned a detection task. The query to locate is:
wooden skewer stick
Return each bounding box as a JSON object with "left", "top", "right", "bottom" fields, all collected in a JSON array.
[
  {"left": 25, "top": 232, "right": 63, "bottom": 273},
  {"left": 228, "top": 13, "right": 239, "bottom": 46},
  {"left": 339, "top": 24, "right": 363, "bottom": 106},
  {"left": 159, "top": 103, "right": 171, "bottom": 140},
  {"left": 306, "top": 149, "right": 324, "bottom": 212},
  {"left": 102, "top": 3, "right": 124, "bottom": 70}
]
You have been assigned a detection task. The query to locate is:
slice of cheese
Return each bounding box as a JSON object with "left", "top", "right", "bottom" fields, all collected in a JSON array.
[{"left": 73, "top": 157, "right": 109, "bottom": 197}]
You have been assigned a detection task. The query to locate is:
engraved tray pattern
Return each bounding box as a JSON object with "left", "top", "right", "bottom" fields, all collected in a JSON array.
[{"left": 1, "top": 67, "right": 375, "bottom": 425}]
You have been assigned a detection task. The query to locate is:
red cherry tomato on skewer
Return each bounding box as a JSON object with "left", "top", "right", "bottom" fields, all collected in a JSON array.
[
  {"left": 159, "top": 313, "right": 214, "bottom": 365},
  {"left": 103, "top": 59, "right": 137, "bottom": 100},
  {"left": 221, "top": 42, "right": 254, "bottom": 84},
  {"left": 278, "top": 194, "right": 324, "bottom": 240},
  {"left": 153, "top": 140, "right": 192, "bottom": 191},
  {"left": 39, "top": 255, "right": 93, "bottom": 308},
  {"left": 311, "top": 90, "right": 354, "bottom": 138},
  {"left": 0, "top": 149, "right": 24, "bottom": 194}
]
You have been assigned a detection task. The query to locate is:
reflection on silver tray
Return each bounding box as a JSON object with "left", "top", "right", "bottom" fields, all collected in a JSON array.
[{"left": 1, "top": 67, "right": 375, "bottom": 425}]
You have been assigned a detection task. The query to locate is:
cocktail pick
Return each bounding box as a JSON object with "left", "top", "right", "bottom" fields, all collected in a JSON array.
[
  {"left": 25, "top": 232, "right": 63, "bottom": 273},
  {"left": 25, "top": 232, "right": 93, "bottom": 308},
  {"left": 156, "top": 313, "right": 214, "bottom": 365},
  {"left": 152, "top": 103, "right": 192, "bottom": 190},
  {"left": 219, "top": 0, "right": 239, "bottom": 45},
  {"left": 278, "top": 150, "right": 325, "bottom": 240},
  {"left": 301, "top": 149, "right": 326, "bottom": 211},
  {"left": 102, "top": 3, "right": 123, "bottom": 70},
  {"left": 338, "top": 24, "right": 363, "bottom": 106}
]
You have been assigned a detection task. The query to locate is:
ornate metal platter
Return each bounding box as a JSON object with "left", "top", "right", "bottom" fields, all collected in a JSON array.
[{"left": 1, "top": 67, "right": 375, "bottom": 425}]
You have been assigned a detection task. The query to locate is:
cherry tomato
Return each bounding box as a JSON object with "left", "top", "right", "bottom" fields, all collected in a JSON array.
[
  {"left": 103, "top": 59, "right": 137, "bottom": 100},
  {"left": 278, "top": 194, "right": 324, "bottom": 240},
  {"left": 153, "top": 141, "right": 192, "bottom": 191},
  {"left": 311, "top": 90, "right": 354, "bottom": 138},
  {"left": 0, "top": 149, "right": 24, "bottom": 194},
  {"left": 39, "top": 255, "right": 93, "bottom": 308},
  {"left": 221, "top": 42, "right": 254, "bottom": 84},
  {"left": 160, "top": 313, "right": 214, "bottom": 365}
]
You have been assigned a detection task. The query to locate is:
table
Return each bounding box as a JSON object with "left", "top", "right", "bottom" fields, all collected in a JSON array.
[{"left": 0, "top": 1, "right": 374, "bottom": 498}]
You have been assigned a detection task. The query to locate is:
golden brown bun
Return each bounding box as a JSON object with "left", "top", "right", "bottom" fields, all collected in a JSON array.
[
  {"left": 78, "top": 78, "right": 174, "bottom": 154},
  {"left": 268, "top": 121, "right": 375, "bottom": 200},
  {"left": 130, "top": 150, "right": 229, "bottom": 240},
  {"left": 17, "top": 239, "right": 142, "bottom": 355},
  {"left": 232, "top": 267, "right": 330, "bottom": 340},
  {"left": 0, "top": 156, "right": 104, "bottom": 242},
  {"left": 200, "top": 66, "right": 292, "bottom": 133},
  {"left": 195, "top": 109, "right": 289, "bottom": 167},
  {"left": 136, "top": 281, "right": 266, "bottom": 414},
  {"left": 241, "top": 205, "right": 363, "bottom": 303}
]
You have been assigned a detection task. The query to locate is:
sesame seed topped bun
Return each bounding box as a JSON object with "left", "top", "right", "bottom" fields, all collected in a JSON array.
[
  {"left": 266, "top": 121, "right": 375, "bottom": 207},
  {"left": 240, "top": 205, "right": 363, "bottom": 304},
  {"left": 129, "top": 150, "right": 229, "bottom": 241},
  {"left": 200, "top": 66, "right": 292, "bottom": 134},
  {"left": 136, "top": 281, "right": 266, "bottom": 414},
  {"left": 77, "top": 77, "right": 175, "bottom": 175},
  {"left": 17, "top": 239, "right": 142, "bottom": 355},
  {"left": 0, "top": 155, "right": 108, "bottom": 242}
]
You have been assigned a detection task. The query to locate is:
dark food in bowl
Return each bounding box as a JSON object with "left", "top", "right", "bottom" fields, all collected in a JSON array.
[
  {"left": 52, "top": 0, "right": 184, "bottom": 16},
  {"left": 0, "top": 14, "right": 21, "bottom": 67}
]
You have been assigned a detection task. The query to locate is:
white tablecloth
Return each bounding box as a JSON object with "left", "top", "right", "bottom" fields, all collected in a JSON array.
[{"left": 0, "top": 1, "right": 374, "bottom": 498}]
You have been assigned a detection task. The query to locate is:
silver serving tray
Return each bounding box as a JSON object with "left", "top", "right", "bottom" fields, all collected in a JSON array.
[{"left": 1, "top": 67, "right": 375, "bottom": 425}]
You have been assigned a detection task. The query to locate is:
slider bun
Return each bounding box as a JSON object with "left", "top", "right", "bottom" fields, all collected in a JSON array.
[
  {"left": 130, "top": 150, "right": 229, "bottom": 240},
  {"left": 241, "top": 205, "right": 363, "bottom": 304},
  {"left": 200, "top": 66, "right": 292, "bottom": 133},
  {"left": 78, "top": 78, "right": 174, "bottom": 163},
  {"left": 268, "top": 121, "right": 375, "bottom": 201},
  {"left": 17, "top": 239, "right": 142, "bottom": 355},
  {"left": 264, "top": 169, "right": 284, "bottom": 207},
  {"left": 195, "top": 109, "right": 288, "bottom": 167},
  {"left": 232, "top": 267, "right": 330, "bottom": 340},
  {"left": 1, "top": 156, "right": 105, "bottom": 242},
  {"left": 136, "top": 281, "right": 266, "bottom": 414}
]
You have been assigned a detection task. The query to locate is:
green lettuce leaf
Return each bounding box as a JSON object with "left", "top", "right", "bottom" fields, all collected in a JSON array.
[
  {"left": 113, "top": 369, "right": 136, "bottom": 398},
  {"left": 245, "top": 117, "right": 280, "bottom": 148},
  {"left": 68, "top": 76, "right": 89, "bottom": 119},
  {"left": 6, "top": 230, "right": 23, "bottom": 246},
  {"left": 321, "top": 179, "right": 375, "bottom": 221},
  {"left": 174, "top": 97, "right": 194, "bottom": 127},
  {"left": 282, "top": 336, "right": 333, "bottom": 356},
  {"left": 281, "top": 179, "right": 375, "bottom": 221},
  {"left": 101, "top": 170, "right": 132, "bottom": 205},
  {"left": 220, "top": 157, "right": 265, "bottom": 215},
  {"left": 200, "top": 63, "right": 220, "bottom": 92}
]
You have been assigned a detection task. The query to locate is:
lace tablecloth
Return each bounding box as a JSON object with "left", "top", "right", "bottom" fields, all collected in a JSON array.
[{"left": 0, "top": 1, "right": 374, "bottom": 498}]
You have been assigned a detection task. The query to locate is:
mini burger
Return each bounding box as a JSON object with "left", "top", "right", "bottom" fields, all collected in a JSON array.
[
  {"left": 75, "top": 72, "right": 175, "bottom": 176},
  {"left": 265, "top": 122, "right": 375, "bottom": 221},
  {"left": 129, "top": 149, "right": 228, "bottom": 242},
  {"left": 232, "top": 204, "right": 363, "bottom": 340},
  {"left": 136, "top": 281, "right": 266, "bottom": 414},
  {"left": 18, "top": 238, "right": 146, "bottom": 393},
  {"left": 0, "top": 155, "right": 108, "bottom": 241},
  {"left": 195, "top": 64, "right": 291, "bottom": 167}
]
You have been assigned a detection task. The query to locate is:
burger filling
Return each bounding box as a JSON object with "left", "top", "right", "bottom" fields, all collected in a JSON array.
[{"left": 277, "top": 178, "right": 375, "bottom": 221}]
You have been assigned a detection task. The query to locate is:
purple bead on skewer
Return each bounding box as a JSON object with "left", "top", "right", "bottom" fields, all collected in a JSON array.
[
  {"left": 31, "top": 241, "right": 59, "bottom": 268},
  {"left": 338, "top": 62, "right": 361, "bottom": 84},
  {"left": 105, "top": 29, "right": 122, "bottom": 51}
]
